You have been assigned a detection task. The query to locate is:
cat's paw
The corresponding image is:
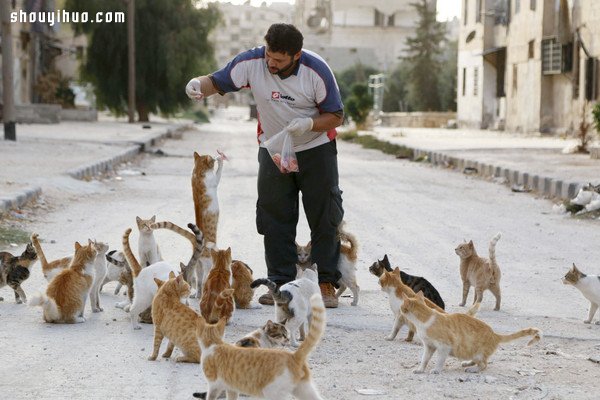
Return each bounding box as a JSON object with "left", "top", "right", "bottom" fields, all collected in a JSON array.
[
  {"left": 147, "top": 355, "right": 157, "bottom": 361},
  {"left": 133, "top": 325, "right": 142, "bottom": 330},
  {"left": 75, "top": 317, "right": 86, "bottom": 323},
  {"left": 412, "top": 369, "right": 425, "bottom": 374},
  {"left": 384, "top": 335, "right": 395, "bottom": 341},
  {"left": 584, "top": 320, "right": 592, "bottom": 324},
  {"left": 430, "top": 369, "right": 441, "bottom": 375},
  {"left": 595, "top": 321, "right": 600, "bottom": 325},
  {"left": 92, "top": 308, "right": 102, "bottom": 313},
  {"left": 16, "top": 299, "right": 23, "bottom": 304},
  {"left": 461, "top": 361, "right": 475, "bottom": 367},
  {"left": 493, "top": 306, "right": 500, "bottom": 311},
  {"left": 459, "top": 302, "right": 466, "bottom": 307},
  {"left": 124, "top": 305, "right": 131, "bottom": 313},
  {"left": 464, "top": 366, "right": 480, "bottom": 373}
]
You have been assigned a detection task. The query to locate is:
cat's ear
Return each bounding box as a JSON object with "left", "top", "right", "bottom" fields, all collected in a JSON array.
[
  {"left": 175, "top": 274, "right": 183, "bottom": 283},
  {"left": 226, "top": 247, "right": 232, "bottom": 258},
  {"left": 136, "top": 216, "right": 143, "bottom": 227},
  {"left": 168, "top": 271, "right": 176, "bottom": 279},
  {"left": 210, "top": 248, "right": 217, "bottom": 258},
  {"left": 310, "top": 263, "right": 318, "bottom": 272},
  {"left": 383, "top": 254, "right": 389, "bottom": 263},
  {"left": 154, "top": 277, "right": 165, "bottom": 288},
  {"left": 180, "top": 262, "right": 186, "bottom": 274},
  {"left": 401, "top": 292, "right": 409, "bottom": 301},
  {"left": 468, "top": 240, "right": 474, "bottom": 246},
  {"left": 150, "top": 215, "right": 156, "bottom": 223},
  {"left": 307, "top": 241, "right": 312, "bottom": 247},
  {"left": 393, "top": 267, "right": 401, "bottom": 276},
  {"left": 193, "top": 151, "right": 201, "bottom": 161},
  {"left": 572, "top": 263, "right": 579, "bottom": 272},
  {"left": 415, "top": 291, "right": 426, "bottom": 303},
  {"left": 265, "top": 320, "right": 274, "bottom": 328},
  {"left": 74, "top": 241, "right": 82, "bottom": 251}
]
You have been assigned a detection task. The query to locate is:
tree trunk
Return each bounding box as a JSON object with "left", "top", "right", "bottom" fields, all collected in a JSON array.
[{"left": 136, "top": 102, "right": 149, "bottom": 122}]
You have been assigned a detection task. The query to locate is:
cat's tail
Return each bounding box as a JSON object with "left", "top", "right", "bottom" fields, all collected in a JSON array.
[
  {"left": 122, "top": 228, "right": 142, "bottom": 277},
  {"left": 151, "top": 221, "right": 197, "bottom": 247},
  {"left": 106, "top": 250, "right": 127, "bottom": 268},
  {"left": 250, "top": 278, "right": 292, "bottom": 304},
  {"left": 466, "top": 302, "right": 481, "bottom": 317},
  {"left": 497, "top": 328, "right": 541, "bottom": 346},
  {"left": 488, "top": 232, "right": 502, "bottom": 266},
  {"left": 337, "top": 221, "right": 358, "bottom": 261},
  {"left": 28, "top": 293, "right": 61, "bottom": 321},
  {"left": 185, "top": 223, "right": 205, "bottom": 267},
  {"left": 30, "top": 233, "right": 48, "bottom": 268},
  {"left": 294, "top": 294, "right": 326, "bottom": 363}
]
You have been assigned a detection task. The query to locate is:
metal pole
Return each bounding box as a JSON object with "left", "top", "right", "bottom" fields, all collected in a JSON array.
[
  {"left": 1, "top": 0, "right": 16, "bottom": 140},
  {"left": 127, "top": 0, "right": 135, "bottom": 123}
]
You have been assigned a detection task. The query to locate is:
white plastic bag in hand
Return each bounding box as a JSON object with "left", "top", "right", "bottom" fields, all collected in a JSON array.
[{"left": 263, "top": 130, "right": 299, "bottom": 173}]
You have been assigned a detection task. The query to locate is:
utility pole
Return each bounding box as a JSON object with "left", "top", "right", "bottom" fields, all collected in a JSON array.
[
  {"left": 0, "top": 0, "right": 16, "bottom": 140},
  {"left": 127, "top": 0, "right": 135, "bottom": 123}
]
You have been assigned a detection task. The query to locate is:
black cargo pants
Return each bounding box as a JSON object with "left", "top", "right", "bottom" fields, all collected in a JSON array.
[{"left": 256, "top": 140, "right": 344, "bottom": 285}]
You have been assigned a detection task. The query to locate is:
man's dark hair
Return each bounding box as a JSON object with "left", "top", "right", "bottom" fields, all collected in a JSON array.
[{"left": 264, "top": 24, "right": 303, "bottom": 56}]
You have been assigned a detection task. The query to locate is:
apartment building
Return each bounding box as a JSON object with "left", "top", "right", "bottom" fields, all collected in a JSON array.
[{"left": 458, "top": 0, "right": 600, "bottom": 134}]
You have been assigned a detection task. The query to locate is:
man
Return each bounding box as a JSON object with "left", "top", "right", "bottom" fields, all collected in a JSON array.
[{"left": 185, "top": 23, "right": 344, "bottom": 308}]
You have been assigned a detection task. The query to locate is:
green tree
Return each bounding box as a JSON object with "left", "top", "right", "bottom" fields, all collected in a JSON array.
[
  {"left": 438, "top": 39, "right": 458, "bottom": 111},
  {"left": 405, "top": 0, "right": 445, "bottom": 111},
  {"left": 65, "top": 0, "right": 220, "bottom": 121},
  {"left": 345, "top": 83, "right": 373, "bottom": 129},
  {"left": 382, "top": 61, "right": 410, "bottom": 112},
  {"left": 335, "top": 63, "right": 378, "bottom": 103}
]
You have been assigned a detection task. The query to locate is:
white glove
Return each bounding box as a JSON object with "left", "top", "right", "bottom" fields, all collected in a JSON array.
[
  {"left": 285, "top": 117, "right": 314, "bottom": 137},
  {"left": 185, "top": 78, "right": 203, "bottom": 101}
]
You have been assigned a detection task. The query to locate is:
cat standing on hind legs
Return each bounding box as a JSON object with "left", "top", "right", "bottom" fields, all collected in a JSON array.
[
  {"left": 562, "top": 263, "right": 600, "bottom": 324},
  {"left": 89, "top": 240, "right": 109, "bottom": 312},
  {"left": 455, "top": 232, "right": 502, "bottom": 310}
]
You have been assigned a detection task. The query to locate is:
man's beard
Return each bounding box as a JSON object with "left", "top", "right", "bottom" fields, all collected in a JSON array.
[{"left": 268, "top": 59, "right": 296, "bottom": 76}]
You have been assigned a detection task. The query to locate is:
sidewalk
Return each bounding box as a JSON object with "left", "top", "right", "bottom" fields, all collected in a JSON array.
[
  {"left": 0, "top": 116, "right": 193, "bottom": 214},
  {"left": 356, "top": 126, "right": 600, "bottom": 200}
]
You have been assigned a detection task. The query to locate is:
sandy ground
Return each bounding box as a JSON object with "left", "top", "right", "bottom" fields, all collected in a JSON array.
[{"left": 1, "top": 112, "right": 599, "bottom": 399}]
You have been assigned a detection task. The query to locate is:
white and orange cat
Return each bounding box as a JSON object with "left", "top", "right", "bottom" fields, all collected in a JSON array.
[
  {"left": 401, "top": 291, "right": 540, "bottom": 374},
  {"left": 199, "top": 247, "right": 234, "bottom": 324},
  {"left": 136, "top": 216, "right": 162, "bottom": 267},
  {"left": 149, "top": 271, "right": 206, "bottom": 364},
  {"left": 191, "top": 152, "right": 224, "bottom": 296},
  {"left": 30, "top": 233, "right": 71, "bottom": 281},
  {"left": 455, "top": 233, "right": 502, "bottom": 310},
  {"left": 562, "top": 263, "right": 600, "bottom": 324},
  {"left": 89, "top": 240, "right": 109, "bottom": 313},
  {"left": 196, "top": 293, "right": 326, "bottom": 400},
  {"left": 296, "top": 221, "right": 360, "bottom": 305},
  {"left": 29, "top": 241, "right": 97, "bottom": 323},
  {"left": 122, "top": 228, "right": 180, "bottom": 330}
]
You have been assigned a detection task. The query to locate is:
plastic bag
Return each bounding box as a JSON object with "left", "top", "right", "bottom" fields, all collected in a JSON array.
[{"left": 263, "top": 129, "right": 299, "bottom": 173}]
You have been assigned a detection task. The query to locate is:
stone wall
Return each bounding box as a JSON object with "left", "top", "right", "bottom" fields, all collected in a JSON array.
[{"left": 380, "top": 112, "right": 457, "bottom": 128}]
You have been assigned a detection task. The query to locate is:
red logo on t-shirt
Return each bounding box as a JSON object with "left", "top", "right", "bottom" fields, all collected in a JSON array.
[{"left": 271, "top": 91, "right": 281, "bottom": 100}]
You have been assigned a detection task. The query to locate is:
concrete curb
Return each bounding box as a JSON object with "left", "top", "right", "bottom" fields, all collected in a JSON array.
[
  {"left": 0, "top": 186, "right": 42, "bottom": 214},
  {"left": 411, "top": 148, "right": 583, "bottom": 201},
  {"left": 1, "top": 124, "right": 194, "bottom": 215}
]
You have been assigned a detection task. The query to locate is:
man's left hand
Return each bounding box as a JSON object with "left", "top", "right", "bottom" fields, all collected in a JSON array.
[{"left": 285, "top": 117, "right": 314, "bottom": 137}]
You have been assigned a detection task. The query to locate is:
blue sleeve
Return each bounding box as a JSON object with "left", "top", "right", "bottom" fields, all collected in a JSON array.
[{"left": 210, "top": 47, "right": 265, "bottom": 94}]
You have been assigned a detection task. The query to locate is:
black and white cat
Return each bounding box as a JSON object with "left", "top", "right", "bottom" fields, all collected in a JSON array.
[
  {"left": 563, "top": 264, "right": 600, "bottom": 324},
  {"left": 369, "top": 254, "right": 445, "bottom": 310},
  {"left": 251, "top": 264, "right": 320, "bottom": 347}
]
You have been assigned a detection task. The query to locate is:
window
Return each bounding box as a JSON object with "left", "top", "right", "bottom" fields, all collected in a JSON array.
[
  {"left": 476, "top": 0, "right": 482, "bottom": 23},
  {"left": 512, "top": 64, "right": 518, "bottom": 92},
  {"left": 374, "top": 9, "right": 385, "bottom": 26},
  {"left": 528, "top": 40, "right": 534, "bottom": 59},
  {"left": 515, "top": 0, "right": 520, "bottom": 14},
  {"left": 473, "top": 67, "right": 479, "bottom": 96},
  {"left": 585, "top": 57, "right": 598, "bottom": 101},
  {"left": 462, "top": 68, "right": 467, "bottom": 96},
  {"left": 542, "top": 37, "right": 562, "bottom": 74},
  {"left": 387, "top": 14, "right": 395, "bottom": 27},
  {"left": 230, "top": 18, "right": 240, "bottom": 26},
  {"left": 530, "top": 0, "right": 536, "bottom": 10},
  {"left": 464, "top": 0, "right": 468, "bottom": 25}
]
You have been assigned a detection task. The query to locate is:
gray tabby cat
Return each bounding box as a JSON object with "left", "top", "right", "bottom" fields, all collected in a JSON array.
[
  {"left": 235, "top": 320, "right": 290, "bottom": 348},
  {"left": 0, "top": 243, "right": 38, "bottom": 303}
]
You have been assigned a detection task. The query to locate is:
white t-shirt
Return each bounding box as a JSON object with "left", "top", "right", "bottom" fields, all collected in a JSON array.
[{"left": 210, "top": 46, "right": 344, "bottom": 152}]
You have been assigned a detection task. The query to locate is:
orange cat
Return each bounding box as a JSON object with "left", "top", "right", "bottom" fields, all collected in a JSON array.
[
  {"left": 379, "top": 267, "right": 445, "bottom": 342},
  {"left": 401, "top": 291, "right": 540, "bottom": 374},
  {"left": 29, "top": 241, "right": 97, "bottom": 323},
  {"left": 455, "top": 233, "right": 502, "bottom": 310},
  {"left": 231, "top": 260, "right": 254, "bottom": 309},
  {"left": 195, "top": 294, "right": 326, "bottom": 399},
  {"left": 149, "top": 272, "right": 202, "bottom": 363},
  {"left": 199, "top": 248, "right": 234, "bottom": 324},
  {"left": 30, "top": 233, "right": 71, "bottom": 281}
]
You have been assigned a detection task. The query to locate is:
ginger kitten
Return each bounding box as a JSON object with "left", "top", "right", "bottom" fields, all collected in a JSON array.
[
  {"left": 562, "top": 263, "right": 600, "bottom": 324},
  {"left": 149, "top": 272, "right": 203, "bottom": 363},
  {"left": 192, "top": 152, "right": 224, "bottom": 298},
  {"left": 199, "top": 247, "right": 234, "bottom": 324},
  {"left": 455, "top": 233, "right": 502, "bottom": 310},
  {"left": 379, "top": 267, "right": 445, "bottom": 342},
  {"left": 195, "top": 294, "right": 326, "bottom": 400},
  {"left": 30, "top": 233, "right": 71, "bottom": 281},
  {"left": 231, "top": 260, "right": 254, "bottom": 309},
  {"left": 29, "top": 241, "right": 97, "bottom": 323},
  {"left": 401, "top": 291, "right": 541, "bottom": 374}
]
